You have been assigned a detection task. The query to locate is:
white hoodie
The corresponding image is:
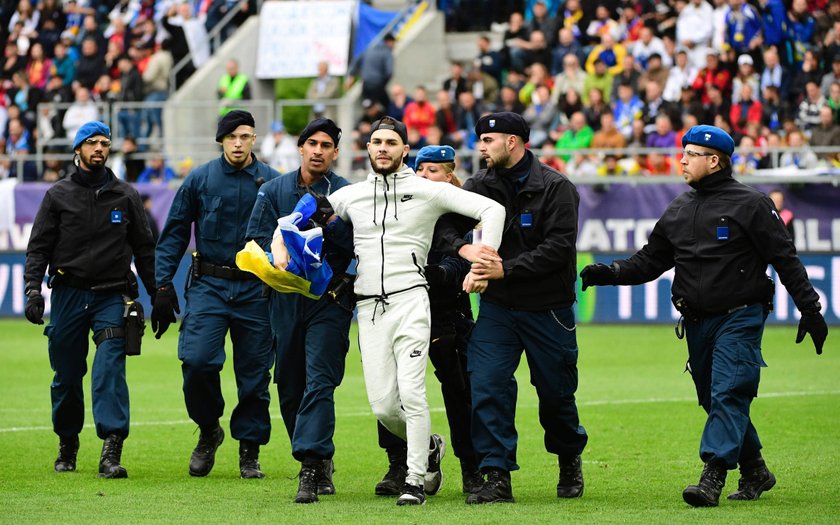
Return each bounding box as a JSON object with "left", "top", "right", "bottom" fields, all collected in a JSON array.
[{"left": 328, "top": 165, "right": 505, "bottom": 298}]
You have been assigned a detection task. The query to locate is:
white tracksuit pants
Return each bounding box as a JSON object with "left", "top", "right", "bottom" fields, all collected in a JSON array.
[{"left": 357, "top": 287, "right": 431, "bottom": 487}]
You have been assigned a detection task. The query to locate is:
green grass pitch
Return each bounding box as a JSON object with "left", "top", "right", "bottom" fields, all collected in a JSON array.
[{"left": 0, "top": 318, "right": 837, "bottom": 524}]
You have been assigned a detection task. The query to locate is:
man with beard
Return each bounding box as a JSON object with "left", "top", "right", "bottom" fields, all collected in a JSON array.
[
  {"left": 245, "top": 118, "right": 355, "bottom": 503},
  {"left": 24, "top": 121, "right": 156, "bottom": 478},
  {"left": 434, "top": 112, "right": 588, "bottom": 504},
  {"left": 580, "top": 124, "right": 828, "bottom": 507},
  {"left": 152, "top": 110, "right": 280, "bottom": 479},
  {"left": 313, "top": 116, "right": 505, "bottom": 505}
]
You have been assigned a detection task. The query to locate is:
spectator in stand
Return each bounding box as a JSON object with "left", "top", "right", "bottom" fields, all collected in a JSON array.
[
  {"left": 103, "top": 40, "right": 124, "bottom": 79},
  {"left": 827, "top": 82, "right": 840, "bottom": 125},
  {"left": 633, "top": 26, "right": 672, "bottom": 70},
  {"left": 584, "top": 87, "right": 608, "bottom": 131},
  {"left": 560, "top": 0, "right": 585, "bottom": 42},
  {"left": 702, "top": 83, "right": 731, "bottom": 126},
  {"left": 538, "top": 141, "right": 564, "bottom": 171},
  {"left": 731, "top": 135, "right": 761, "bottom": 174},
  {"left": 467, "top": 63, "right": 498, "bottom": 104},
  {"left": 518, "top": 62, "right": 552, "bottom": 105},
  {"left": 51, "top": 42, "right": 76, "bottom": 87},
  {"left": 556, "top": 88, "right": 583, "bottom": 129},
  {"left": 501, "top": 11, "right": 531, "bottom": 71},
  {"left": 505, "top": 68, "right": 527, "bottom": 94},
  {"left": 642, "top": 80, "right": 676, "bottom": 134},
  {"left": 116, "top": 54, "right": 144, "bottom": 141},
  {"left": 345, "top": 33, "right": 395, "bottom": 109},
  {"left": 41, "top": 74, "right": 72, "bottom": 140},
  {"left": 614, "top": 81, "right": 644, "bottom": 139},
  {"left": 522, "top": 84, "right": 558, "bottom": 147},
  {"left": 552, "top": 54, "right": 586, "bottom": 103},
  {"left": 9, "top": 0, "right": 40, "bottom": 42},
  {"left": 10, "top": 71, "right": 41, "bottom": 126},
  {"left": 141, "top": 39, "right": 173, "bottom": 139},
  {"left": 453, "top": 90, "right": 483, "bottom": 149},
  {"left": 386, "top": 83, "right": 412, "bottom": 121},
  {"left": 732, "top": 54, "right": 759, "bottom": 103},
  {"left": 758, "top": 130, "right": 783, "bottom": 169},
  {"left": 797, "top": 81, "right": 827, "bottom": 133},
  {"left": 790, "top": 50, "right": 823, "bottom": 103},
  {"left": 434, "top": 88, "right": 458, "bottom": 141},
  {"left": 550, "top": 28, "right": 584, "bottom": 76},
  {"left": 809, "top": 106, "right": 840, "bottom": 159},
  {"left": 643, "top": 151, "right": 673, "bottom": 175},
  {"left": 585, "top": 4, "right": 619, "bottom": 43},
  {"left": 59, "top": 30, "right": 80, "bottom": 63},
  {"left": 676, "top": 0, "right": 715, "bottom": 69},
  {"left": 730, "top": 83, "right": 763, "bottom": 136},
  {"left": 757, "top": 0, "right": 786, "bottom": 49},
  {"left": 75, "top": 37, "right": 107, "bottom": 90},
  {"left": 259, "top": 121, "right": 299, "bottom": 174},
  {"left": 646, "top": 113, "right": 677, "bottom": 151},
  {"left": 759, "top": 46, "right": 789, "bottom": 101},
  {"left": 63, "top": 87, "right": 100, "bottom": 142},
  {"left": 521, "top": 30, "right": 552, "bottom": 70},
  {"left": 218, "top": 58, "right": 250, "bottom": 115},
  {"left": 528, "top": 0, "right": 560, "bottom": 48},
  {"left": 1, "top": 41, "right": 25, "bottom": 82},
  {"left": 768, "top": 189, "right": 795, "bottom": 238},
  {"left": 823, "top": 18, "right": 840, "bottom": 66},
  {"left": 583, "top": 58, "right": 614, "bottom": 106},
  {"left": 638, "top": 53, "right": 669, "bottom": 94},
  {"left": 591, "top": 111, "right": 626, "bottom": 153},
  {"left": 495, "top": 84, "right": 526, "bottom": 115},
  {"left": 306, "top": 60, "right": 340, "bottom": 121},
  {"left": 137, "top": 152, "right": 176, "bottom": 184},
  {"left": 162, "top": 3, "right": 196, "bottom": 89},
  {"left": 820, "top": 56, "right": 840, "bottom": 98},
  {"left": 403, "top": 85, "right": 437, "bottom": 139},
  {"left": 555, "top": 110, "right": 593, "bottom": 161},
  {"left": 111, "top": 135, "right": 144, "bottom": 181},
  {"left": 610, "top": 53, "right": 642, "bottom": 101},
  {"left": 5, "top": 116, "right": 37, "bottom": 181},
  {"left": 37, "top": 0, "right": 67, "bottom": 47},
  {"left": 585, "top": 33, "right": 627, "bottom": 76},
  {"left": 664, "top": 48, "right": 698, "bottom": 102},
  {"left": 443, "top": 61, "right": 469, "bottom": 105},
  {"left": 131, "top": 15, "right": 157, "bottom": 52},
  {"left": 475, "top": 34, "right": 503, "bottom": 85},
  {"left": 785, "top": 0, "right": 816, "bottom": 68},
  {"left": 723, "top": 0, "right": 762, "bottom": 56},
  {"left": 105, "top": 17, "right": 128, "bottom": 53},
  {"left": 760, "top": 85, "right": 788, "bottom": 131},
  {"left": 779, "top": 128, "right": 818, "bottom": 169},
  {"left": 693, "top": 49, "right": 732, "bottom": 106},
  {"left": 26, "top": 43, "right": 51, "bottom": 92}
]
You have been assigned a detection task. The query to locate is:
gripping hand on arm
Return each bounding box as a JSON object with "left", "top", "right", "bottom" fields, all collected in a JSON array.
[{"left": 579, "top": 263, "right": 619, "bottom": 291}]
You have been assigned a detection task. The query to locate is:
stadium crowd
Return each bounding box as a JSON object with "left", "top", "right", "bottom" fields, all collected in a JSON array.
[{"left": 0, "top": 0, "right": 254, "bottom": 182}]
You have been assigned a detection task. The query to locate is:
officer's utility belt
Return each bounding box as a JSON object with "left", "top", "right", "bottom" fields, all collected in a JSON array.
[
  {"left": 674, "top": 297, "right": 755, "bottom": 339},
  {"left": 50, "top": 271, "right": 138, "bottom": 297},
  {"left": 92, "top": 297, "right": 145, "bottom": 356},
  {"left": 192, "top": 253, "right": 256, "bottom": 281}
]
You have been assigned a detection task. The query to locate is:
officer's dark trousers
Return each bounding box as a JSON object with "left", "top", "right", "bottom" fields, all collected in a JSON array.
[
  {"left": 271, "top": 295, "right": 351, "bottom": 461},
  {"left": 685, "top": 304, "right": 767, "bottom": 469},
  {"left": 467, "top": 302, "right": 588, "bottom": 472},
  {"left": 378, "top": 337, "right": 477, "bottom": 464},
  {"left": 179, "top": 276, "right": 272, "bottom": 444},
  {"left": 46, "top": 286, "right": 129, "bottom": 440}
]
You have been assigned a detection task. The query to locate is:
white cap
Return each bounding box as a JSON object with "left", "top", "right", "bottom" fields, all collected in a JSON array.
[{"left": 737, "top": 54, "right": 754, "bottom": 66}]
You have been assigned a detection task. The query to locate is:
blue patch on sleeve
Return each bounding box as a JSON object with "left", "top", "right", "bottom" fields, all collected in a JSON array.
[
  {"left": 111, "top": 210, "right": 123, "bottom": 224},
  {"left": 520, "top": 212, "right": 533, "bottom": 228},
  {"left": 716, "top": 226, "right": 729, "bottom": 240}
]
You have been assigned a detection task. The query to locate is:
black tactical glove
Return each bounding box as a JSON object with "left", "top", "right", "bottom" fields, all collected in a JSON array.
[
  {"left": 309, "top": 192, "right": 335, "bottom": 226},
  {"left": 151, "top": 284, "right": 180, "bottom": 339},
  {"left": 424, "top": 264, "right": 447, "bottom": 288},
  {"left": 579, "top": 263, "right": 618, "bottom": 291},
  {"left": 24, "top": 287, "right": 45, "bottom": 325},
  {"left": 795, "top": 310, "right": 828, "bottom": 355}
]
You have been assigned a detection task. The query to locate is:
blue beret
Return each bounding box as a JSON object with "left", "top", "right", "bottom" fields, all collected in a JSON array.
[
  {"left": 681, "top": 125, "right": 735, "bottom": 157},
  {"left": 414, "top": 145, "right": 455, "bottom": 169},
  {"left": 298, "top": 118, "right": 342, "bottom": 147},
  {"left": 475, "top": 112, "right": 530, "bottom": 141},
  {"left": 73, "top": 121, "right": 111, "bottom": 150}
]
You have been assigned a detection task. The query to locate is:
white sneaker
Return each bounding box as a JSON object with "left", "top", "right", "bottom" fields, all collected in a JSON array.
[{"left": 424, "top": 434, "right": 446, "bottom": 495}]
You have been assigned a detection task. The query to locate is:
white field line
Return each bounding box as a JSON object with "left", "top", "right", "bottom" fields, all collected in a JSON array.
[{"left": 1, "top": 389, "right": 837, "bottom": 433}]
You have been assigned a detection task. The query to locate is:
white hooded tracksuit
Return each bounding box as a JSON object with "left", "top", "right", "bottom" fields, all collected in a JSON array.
[{"left": 328, "top": 165, "right": 504, "bottom": 487}]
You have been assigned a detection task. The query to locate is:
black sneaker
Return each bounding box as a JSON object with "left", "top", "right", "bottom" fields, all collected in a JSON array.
[
  {"left": 728, "top": 457, "right": 776, "bottom": 501},
  {"left": 239, "top": 441, "right": 264, "bottom": 479},
  {"left": 98, "top": 434, "right": 128, "bottom": 479},
  {"left": 55, "top": 435, "right": 79, "bottom": 473},
  {"left": 557, "top": 455, "right": 584, "bottom": 498},
  {"left": 189, "top": 425, "right": 224, "bottom": 477},
  {"left": 396, "top": 483, "right": 425, "bottom": 506},
  {"left": 465, "top": 468, "right": 514, "bottom": 504},
  {"left": 295, "top": 463, "right": 319, "bottom": 504},
  {"left": 317, "top": 459, "right": 336, "bottom": 495},
  {"left": 375, "top": 447, "right": 407, "bottom": 496},
  {"left": 460, "top": 459, "right": 483, "bottom": 494},
  {"left": 683, "top": 462, "right": 728, "bottom": 507},
  {"left": 424, "top": 434, "right": 445, "bottom": 495}
]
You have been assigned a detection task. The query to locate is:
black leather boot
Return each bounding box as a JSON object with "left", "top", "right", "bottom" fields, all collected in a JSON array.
[
  {"left": 98, "top": 434, "right": 128, "bottom": 479},
  {"left": 55, "top": 435, "right": 79, "bottom": 472},
  {"left": 295, "top": 460, "right": 320, "bottom": 504},
  {"left": 189, "top": 424, "right": 224, "bottom": 477},
  {"left": 683, "top": 461, "right": 728, "bottom": 507},
  {"left": 728, "top": 456, "right": 776, "bottom": 501},
  {"left": 557, "top": 455, "right": 584, "bottom": 498},
  {"left": 239, "top": 441, "right": 264, "bottom": 479},
  {"left": 465, "top": 468, "right": 514, "bottom": 504},
  {"left": 375, "top": 447, "right": 408, "bottom": 496}
]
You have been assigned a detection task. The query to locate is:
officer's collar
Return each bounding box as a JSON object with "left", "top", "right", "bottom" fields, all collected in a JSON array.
[
  {"left": 690, "top": 166, "right": 733, "bottom": 192},
  {"left": 71, "top": 163, "right": 113, "bottom": 189},
  {"left": 221, "top": 152, "right": 258, "bottom": 175},
  {"left": 296, "top": 169, "right": 334, "bottom": 195}
]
